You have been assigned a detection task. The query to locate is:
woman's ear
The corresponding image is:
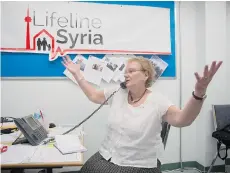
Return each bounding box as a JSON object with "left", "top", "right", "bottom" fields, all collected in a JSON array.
[
  {"left": 144, "top": 71, "right": 149, "bottom": 77},
  {"left": 144, "top": 71, "right": 149, "bottom": 80}
]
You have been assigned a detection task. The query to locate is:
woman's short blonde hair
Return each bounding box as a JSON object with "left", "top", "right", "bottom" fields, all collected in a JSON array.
[{"left": 127, "top": 56, "right": 156, "bottom": 88}]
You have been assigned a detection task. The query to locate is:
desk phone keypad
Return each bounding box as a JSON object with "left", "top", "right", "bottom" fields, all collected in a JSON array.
[{"left": 34, "top": 126, "right": 48, "bottom": 141}]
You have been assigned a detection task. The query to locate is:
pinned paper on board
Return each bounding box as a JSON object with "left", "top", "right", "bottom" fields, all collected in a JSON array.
[
  {"left": 83, "top": 55, "right": 105, "bottom": 86},
  {"left": 63, "top": 54, "right": 168, "bottom": 86},
  {"left": 112, "top": 56, "right": 127, "bottom": 82},
  {"left": 149, "top": 55, "right": 168, "bottom": 80},
  {"left": 101, "top": 55, "right": 124, "bottom": 83}
]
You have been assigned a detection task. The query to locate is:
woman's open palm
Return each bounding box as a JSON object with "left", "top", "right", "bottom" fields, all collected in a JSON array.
[
  {"left": 62, "top": 55, "right": 80, "bottom": 76},
  {"left": 194, "top": 61, "right": 223, "bottom": 95}
]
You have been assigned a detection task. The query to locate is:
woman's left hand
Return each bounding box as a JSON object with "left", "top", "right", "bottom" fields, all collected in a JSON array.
[{"left": 194, "top": 61, "right": 223, "bottom": 97}]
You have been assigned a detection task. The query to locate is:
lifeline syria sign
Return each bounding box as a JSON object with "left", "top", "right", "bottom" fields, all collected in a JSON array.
[{"left": 1, "top": 2, "right": 172, "bottom": 61}]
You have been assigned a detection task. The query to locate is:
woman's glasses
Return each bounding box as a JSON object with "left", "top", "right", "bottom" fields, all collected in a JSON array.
[{"left": 124, "top": 69, "right": 144, "bottom": 75}]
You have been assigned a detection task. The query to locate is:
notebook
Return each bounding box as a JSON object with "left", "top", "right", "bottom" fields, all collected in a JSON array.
[{"left": 54, "top": 135, "right": 87, "bottom": 155}]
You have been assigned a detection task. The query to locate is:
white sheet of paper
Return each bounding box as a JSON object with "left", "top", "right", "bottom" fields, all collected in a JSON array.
[
  {"left": 149, "top": 55, "right": 168, "bottom": 80},
  {"left": 1, "top": 144, "right": 38, "bottom": 164},
  {"left": 54, "top": 135, "right": 87, "bottom": 155},
  {"left": 63, "top": 54, "right": 87, "bottom": 85},
  {"left": 83, "top": 55, "right": 105, "bottom": 86}
]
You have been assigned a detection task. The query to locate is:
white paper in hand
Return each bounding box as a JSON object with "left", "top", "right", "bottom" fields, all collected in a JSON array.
[{"left": 54, "top": 135, "right": 87, "bottom": 155}]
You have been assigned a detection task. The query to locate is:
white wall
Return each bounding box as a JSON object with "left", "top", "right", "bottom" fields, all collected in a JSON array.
[
  {"left": 1, "top": 1, "right": 229, "bottom": 172},
  {"left": 179, "top": 1, "right": 230, "bottom": 167},
  {"left": 204, "top": 1, "right": 229, "bottom": 167},
  {"left": 179, "top": 1, "right": 199, "bottom": 163},
  {"left": 195, "top": 1, "right": 207, "bottom": 166}
]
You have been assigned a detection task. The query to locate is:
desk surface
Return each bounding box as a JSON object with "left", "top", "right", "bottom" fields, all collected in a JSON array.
[
  {"left": 1, "top": 160, "right": 84, "bottom": 168},
  {"left": 1, "top": 144, "right": 84, "bottom": 168},
  {"left": 1, "top": 123, "right": 84, "bottom": 168}
]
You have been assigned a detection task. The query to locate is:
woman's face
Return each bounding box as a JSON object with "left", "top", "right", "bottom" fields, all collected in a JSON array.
[{"left": 124, "top": 61, "right": 148, "bottom": 88}]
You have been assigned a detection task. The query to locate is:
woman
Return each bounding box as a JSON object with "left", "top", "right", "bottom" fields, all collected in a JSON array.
[{"left": 62, "top": 55, "right": 222, "bottom": 173}]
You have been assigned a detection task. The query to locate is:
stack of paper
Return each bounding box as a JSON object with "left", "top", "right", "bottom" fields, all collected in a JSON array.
[{"left": 54, "top": 135, "right": 87, "bottom": 155}]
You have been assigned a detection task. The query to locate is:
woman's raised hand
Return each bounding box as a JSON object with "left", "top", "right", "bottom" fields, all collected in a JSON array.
[
  {"left": 62, "top": 55, "right": 81, "bottom": 77},
  {"left": 194, "top": 61, "right": 223, "bottom": 97}
]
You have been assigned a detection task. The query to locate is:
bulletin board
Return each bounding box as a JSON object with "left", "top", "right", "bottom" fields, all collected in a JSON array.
[{"left": 1, "top": 1, "right": 176, "bottom": 78}]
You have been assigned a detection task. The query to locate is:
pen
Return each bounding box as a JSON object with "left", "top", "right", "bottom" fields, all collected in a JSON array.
[{"left": 40, "top": 110, "right": 44, "bottom": 122}]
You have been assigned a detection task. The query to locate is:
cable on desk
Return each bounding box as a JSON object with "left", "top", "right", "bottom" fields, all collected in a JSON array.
[{"left": 11, "top": 132, "right": 23, "bottom": 145}]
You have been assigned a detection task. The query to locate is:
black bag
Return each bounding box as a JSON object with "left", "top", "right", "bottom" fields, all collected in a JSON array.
[{"left": 212, "top": 124, "right": 230, "bottom": 160}]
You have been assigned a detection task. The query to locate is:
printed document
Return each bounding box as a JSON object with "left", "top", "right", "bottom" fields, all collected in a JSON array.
[
  {"left": 149, "top": 55, "right": 168, "bottom": 80},
  {"left": 101, "top": 55, "right": 123, "bottom": 83},
  {"left": 83, "top": 55, "right": 105, "bottom": 86},
  {"left": 112, "top": 55, "right": 129, "bottom": 82}
]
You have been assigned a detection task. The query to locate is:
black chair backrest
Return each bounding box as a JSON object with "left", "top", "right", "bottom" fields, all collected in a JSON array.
[
  {"left": 161, "top": 121, "right": 171, "bottom": 149},
  {"left": 212, "top": 104, "right": 230, "bottom": 160},
  {"left": 212, "top": 104, "right": 230, "bottom": 130}
]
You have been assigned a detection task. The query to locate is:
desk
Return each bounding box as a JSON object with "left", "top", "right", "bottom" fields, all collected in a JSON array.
[
  {"left": 1, "top": 144, "right": 84, "bottom": 173},
  {"left": 1, "top": 123, "right": 84, "bottom": 173}
]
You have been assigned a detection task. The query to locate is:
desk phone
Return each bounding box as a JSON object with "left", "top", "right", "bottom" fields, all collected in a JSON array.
[{"left": 14, "top": 115, "right": 48, "bottom": 146}]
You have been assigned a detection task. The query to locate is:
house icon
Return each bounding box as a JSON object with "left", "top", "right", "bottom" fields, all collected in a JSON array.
[{"left": 33, "top": 29, "right": 55, "bottom": 52}]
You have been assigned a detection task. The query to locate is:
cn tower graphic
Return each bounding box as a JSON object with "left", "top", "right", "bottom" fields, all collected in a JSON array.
[{"left": 24, "top": 7, "right": 31, "bottom": 50}]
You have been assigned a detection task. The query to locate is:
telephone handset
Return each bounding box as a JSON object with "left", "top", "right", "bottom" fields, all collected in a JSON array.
[{"left": 13, "top": 115, "right": 48, "bottom": 146}]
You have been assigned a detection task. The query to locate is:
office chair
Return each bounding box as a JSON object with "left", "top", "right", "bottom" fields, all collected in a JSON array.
[
  {"left": 207, "top": 104, "right": 230, "bottom": 173},
  {"left": 153, "top": 121, "right": 171, "bottom": 170},
  {"left": 161, "top": 121, "right": 171, "bottom": 149}
]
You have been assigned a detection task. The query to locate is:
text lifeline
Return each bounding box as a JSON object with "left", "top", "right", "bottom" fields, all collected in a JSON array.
[{"left": 33, "top": 11, "right": 104, "bottom": 48}]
